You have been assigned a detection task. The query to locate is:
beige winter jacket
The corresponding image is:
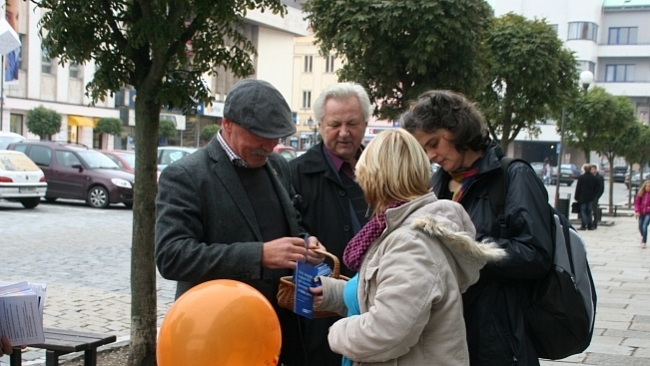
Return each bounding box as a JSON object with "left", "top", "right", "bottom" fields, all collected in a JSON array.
[{"left": 316, "top": 193, "right": 506, "bottom": 366}]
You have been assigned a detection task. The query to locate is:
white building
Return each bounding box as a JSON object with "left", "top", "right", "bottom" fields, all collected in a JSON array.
[
  {"left": 490, "top": 0, "right": 650, "bottom": 165},
  {"left": 1, "top": 1, "right": 308, "bottom": 149}
]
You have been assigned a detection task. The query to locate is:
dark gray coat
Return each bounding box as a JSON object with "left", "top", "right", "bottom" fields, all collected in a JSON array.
[{"left": 155, "top": 137, "right": 305, "bottom": 365}]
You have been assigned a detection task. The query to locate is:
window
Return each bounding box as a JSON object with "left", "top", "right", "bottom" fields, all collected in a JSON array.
[
  {"left": 605, "top": 64, "right": 635, "bottom": 82},
  {"left": 10, "top": 114, "right": 23, "bottom": 134},
  {"left": 28, "top": 146, "right": 52, "bottom": 167},
  {"left": 577, "top": 60, "right": 596, "bottom": 74},
  {"left": 42, "top": 48, "right": 53, "bottom": 74},
  {"left": 69, "top": 62, "right": 80, "bottom": 79},
  {"left": 568, "top": 22, "right": 598, "bottom": 42},
  {"left": 608, "top": 27, "right": 638, "bottom": 45},
  {"left": 302, "top": 91, "right": 311, "bottom": 109},
  {"left": 325, "top": 55, "right": 335, "bottom": 73},
  {"left": 304, "top": 55, "right": 313, "bottom": 73},
  {"left": 18, "top": 34, "right": 26, "bottom": 70},
  {"left": 55, "top": 151, "right": 81, "bottom": 168}
]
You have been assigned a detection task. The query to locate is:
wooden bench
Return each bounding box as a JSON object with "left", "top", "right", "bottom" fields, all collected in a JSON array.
[{"left": 9, "top": 328, "right": 117, "bottom": 366}]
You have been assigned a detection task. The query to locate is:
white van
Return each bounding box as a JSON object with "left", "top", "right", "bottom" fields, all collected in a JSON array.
[
  {"left": 0, "top": 150, "right": 47, "bottom": 208},
  {"left": 0, "top": 131, "right": 26, "bottom": 150}
]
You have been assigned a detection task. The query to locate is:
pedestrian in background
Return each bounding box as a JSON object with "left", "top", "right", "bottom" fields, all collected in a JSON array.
[
  {"left": 289, "top": 82, "right": 371, "bottom": 366},
  {"left": 155, "top": 79, "right": 324, "bottom": 366},
  {"left": 590, "top": 164, "right": 605, "bottom": 229},
  {"left": 634, "top": 180, "right": 650, "bottom": 248},
  {"left": 401, "top": 90, "right": 553, "bottom": 365},
  {"left": 312, "top": 129, "right": 506, "bottom": 366},
  {"left": 543, "top": 158, "right": 551, "bottom": 186},
  {"left": 575, "top": 164, "right": 600, "bottom": 230}
]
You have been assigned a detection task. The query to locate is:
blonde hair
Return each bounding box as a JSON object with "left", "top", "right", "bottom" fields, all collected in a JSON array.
[
  {"left": 356, "top": 128, "right": 431, "bottom": 217},
  {"left": 639, "top": 180, "right": 650, "bottom": 196}
]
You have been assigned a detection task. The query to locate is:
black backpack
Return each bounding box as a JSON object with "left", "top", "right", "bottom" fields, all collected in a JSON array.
[{"left": 488, "top": 157, "right": 597, "bottom": 360}]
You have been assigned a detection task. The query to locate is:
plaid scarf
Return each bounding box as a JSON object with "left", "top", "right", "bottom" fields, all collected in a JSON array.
[
  {"left": 449, "top": 168, "right": 478, "bottom": 202},
  {"left": 343, "top": 201, "right": 406, "bottom": 271}
]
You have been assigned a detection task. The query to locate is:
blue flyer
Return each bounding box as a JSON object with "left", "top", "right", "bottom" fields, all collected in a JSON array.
[{"left": 293, "top": 261, "right": 318, "bottom": 319}]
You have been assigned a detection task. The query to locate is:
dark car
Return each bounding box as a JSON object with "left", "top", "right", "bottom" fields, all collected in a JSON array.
[
  {"left": 101, "top": 150, "right": 135, "bottom": 174},
  {"left": 273, "top": 144, "right": 296, "bottom": 161},
  {"left": 551, "top": 164, "right": 579, "bottom": 186},
  {"left": 8, "top": 141, "right": 134, "bottom": 208},
  {"left": 613, "top": 166, "right": 628, "bottom": 183}
]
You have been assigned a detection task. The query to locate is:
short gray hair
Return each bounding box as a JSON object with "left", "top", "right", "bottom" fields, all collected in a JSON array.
[{"left": 313, "top": 82, "right": 371, "bottom": 123}]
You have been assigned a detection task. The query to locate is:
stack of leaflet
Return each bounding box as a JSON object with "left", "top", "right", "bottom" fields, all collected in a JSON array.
[{"left": 0, "top": 281, "right": 47, "bottom": 344}]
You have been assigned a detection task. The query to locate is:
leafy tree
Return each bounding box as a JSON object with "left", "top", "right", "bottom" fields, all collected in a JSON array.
[
  {"left": 35, "top": 1, "right": 287, "bottom": 364},
  {"left": 619, "top": 123, "right": 650, "bottom": 208},
  {"left": 200, "top": 124, "right": 220, "bottom": 142},
  {"left": 158, "top": 119, "right": 177, "bottom": 140},
  {"left": 26, "top": 106, "right": 61, "bottom": 140},
  {"left": 563, "top": 87, "right": 626, "bottom": 164},
  {"left": 593, "top": 97, "right": 637, "bottom": 213},
  {"left": 476, "top": 13, "right": 578, "bottom": 152},
  {"left": 304, "top": 0, "right": 493, "bottom": 120},
  {"left": 94, "top": 117, "right": 124, "bottom": 136}
]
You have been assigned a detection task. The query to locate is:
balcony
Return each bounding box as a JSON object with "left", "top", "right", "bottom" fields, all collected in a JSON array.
[
  {"left": 595, "top": 80, "right": 650, "bottom": 97},
  {"left": 597, "top": 43, "right": 650, "bottom": 58}
]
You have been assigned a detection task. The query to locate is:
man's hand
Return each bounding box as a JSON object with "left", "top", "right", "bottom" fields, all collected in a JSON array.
[
  {"left": 305, "top": 236, "right": 326, "bottom": 266},
  {"left": 262, "top": 237, "right": 310, "bottom": 269}
]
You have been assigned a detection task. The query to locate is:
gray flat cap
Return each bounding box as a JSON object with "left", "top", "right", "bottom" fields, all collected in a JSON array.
[{"left": 223, "top": 79, "right": 296, "bottom": 139}]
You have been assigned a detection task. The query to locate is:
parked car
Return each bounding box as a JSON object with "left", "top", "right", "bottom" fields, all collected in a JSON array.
[
  {"left": 0, "top": 131, "right": 26, "bottom": 150},
  {"left": 101, "top": 150, "right": 135, "bottom": 173},
  {"left": 0, "top": 150, "right": 47, "bottom": 208},
  {"left": 613, "top": 166, "right": 628, "bottom": 183},
  {"left": 551, "top": 164, "right": 579, "bottom": 186},
  {"left": 7, "top": 141, "right": 134, "bottom": 209},
  {"left": 157, "top": 146, "right": 197, "bottom": 171},
  {"left": 273, "top": 144, "right": 296, "bottom": 161},
  {"left": 625, "top": 171, "right": 650, "bottom": 189}
]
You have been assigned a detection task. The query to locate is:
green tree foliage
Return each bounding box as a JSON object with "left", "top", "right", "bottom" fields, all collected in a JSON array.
[
  {"left": 94, "top": 117, "right": 124, "bottom": 136},
  {"left": 158, "top": 119, "right": 177, "bottom": 140},
  {"left": 200, "top": 124, "right": 220, "bottom": 142},
  {"left": 617, "top": 123, "right": 650, "bottom": 207},
  {"left": 477, "top": 13, "right": 578, "bottom": 152},
  {"left": 26, "top": 106, "right": 61, "bottom": 140},
  {"left": 563, "top": 87, "right": 631, "bottom": 164},
  {"left": 304, "top": 0, "right": 493, "bottom": 120},
  {"left": 35, "top": 1, "right": 287, "bottom": 364}
]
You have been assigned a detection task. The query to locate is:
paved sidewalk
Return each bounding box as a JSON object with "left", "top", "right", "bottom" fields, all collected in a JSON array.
[{"left": 2, "top": 207, "right": 649, "bottom": 365}]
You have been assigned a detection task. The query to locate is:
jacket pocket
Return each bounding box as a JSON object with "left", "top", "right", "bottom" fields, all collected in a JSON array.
[{"left": 361, "top": 265, "right": 380, "bottom": 306}]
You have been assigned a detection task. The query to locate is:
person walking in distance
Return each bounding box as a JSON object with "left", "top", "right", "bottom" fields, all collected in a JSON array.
[
  {"left": 543, "top": 158, "right": 551, "bottom": 186},
  {"left": 574, "top": 164, "right": 600, "bottom": 230},
  {"left": 590, "top": 164, "right": 605, "bottom": 229},
  {"left": 634, "top": 180, "right": 650, "bottom": 248}
]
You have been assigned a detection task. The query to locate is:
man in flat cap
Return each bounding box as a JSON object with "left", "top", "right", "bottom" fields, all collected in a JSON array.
[{"left": 155, "top": 79, "right": 323, "bottom": 365}]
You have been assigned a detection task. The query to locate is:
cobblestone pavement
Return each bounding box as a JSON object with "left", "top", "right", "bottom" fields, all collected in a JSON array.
[{"left": 2, "top": 194, "right": 650, "bottom": 365}]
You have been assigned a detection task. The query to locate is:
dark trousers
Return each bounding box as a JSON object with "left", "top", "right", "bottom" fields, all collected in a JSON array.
[
  {"left": 580, "top": 202, "right": 593, "bottom": 230},
  {"left": 591, "top": 199, "right": 601, "bottom": 228}
]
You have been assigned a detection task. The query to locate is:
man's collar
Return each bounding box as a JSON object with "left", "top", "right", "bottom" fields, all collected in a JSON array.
[
  {"left": 217, "top": 130, "right": 249, "bottom": 168},
  {"left": 323, "top": 145, "right": 363, "bottom": 171}
]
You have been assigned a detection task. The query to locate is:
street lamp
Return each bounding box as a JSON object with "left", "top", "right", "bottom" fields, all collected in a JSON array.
[{"left": 555, "top": 70, "right": 594, "bottom": 211}]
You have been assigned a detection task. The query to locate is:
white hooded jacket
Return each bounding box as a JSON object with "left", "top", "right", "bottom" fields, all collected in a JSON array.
[{"left": 316, "top": 192, "right": 506, "bottom": 366}]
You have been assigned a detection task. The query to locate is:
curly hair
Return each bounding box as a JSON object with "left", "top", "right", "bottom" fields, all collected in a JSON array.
[{"left": 400, "top": 90, "right": 490, "bottom": 153}]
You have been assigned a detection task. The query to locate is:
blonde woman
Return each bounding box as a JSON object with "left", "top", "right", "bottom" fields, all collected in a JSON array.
[
  {"left": 634, "top": 180, "right": 650, "bottom": 248},
  {"left": 311, "top": 129, "right": 506, "bottom": 366}
]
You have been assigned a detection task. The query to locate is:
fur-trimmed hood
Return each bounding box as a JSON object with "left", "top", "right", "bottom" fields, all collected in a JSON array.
[{"left": 385, "top": 192, "right": 506, "bottom": 293}]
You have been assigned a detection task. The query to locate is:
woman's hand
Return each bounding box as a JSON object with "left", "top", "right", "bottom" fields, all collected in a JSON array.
[{"left": 310, "top": 286, "right": 323, "bottom": 307}]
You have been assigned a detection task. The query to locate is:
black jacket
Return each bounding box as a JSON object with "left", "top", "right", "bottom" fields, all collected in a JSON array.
[
  {"left": 575, "top": 172, "right": 600, "bottom": 204},
  {"left": 431, "top": 142, "right": 553, "bottom": 366},
  {"left": 289, "top": 142, "right": 369, "bottom": 366}
]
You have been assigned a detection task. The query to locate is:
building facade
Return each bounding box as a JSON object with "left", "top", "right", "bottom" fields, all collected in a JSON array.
[
  {"left": 490, "top": 0, "right": 650, "bottom": 166},
  {"left": 1, "top": 1, "right": 307, "bottom": 150}
]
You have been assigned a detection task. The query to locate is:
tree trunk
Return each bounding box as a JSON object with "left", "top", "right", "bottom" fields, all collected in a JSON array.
[
  {"left": 583, "top": 149, "right": 590, "bottom": 163},
  {"left": 128, "top": 86, "right": 161, "bottom": 366}
]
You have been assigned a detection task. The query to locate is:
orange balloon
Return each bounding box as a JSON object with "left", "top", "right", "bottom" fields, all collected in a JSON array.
[{"left": 157, "top": 280, "right": 281, "bottom": 366}]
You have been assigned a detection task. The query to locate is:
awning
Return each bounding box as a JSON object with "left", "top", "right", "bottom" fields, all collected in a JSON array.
[{"left": 68, "top": 115, "right": 94, "bottom": 128}]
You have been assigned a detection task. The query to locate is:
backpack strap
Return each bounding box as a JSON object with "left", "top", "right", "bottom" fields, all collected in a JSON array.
[{"left": 488, "top": 157, "right": 515, "bottom": 239}]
